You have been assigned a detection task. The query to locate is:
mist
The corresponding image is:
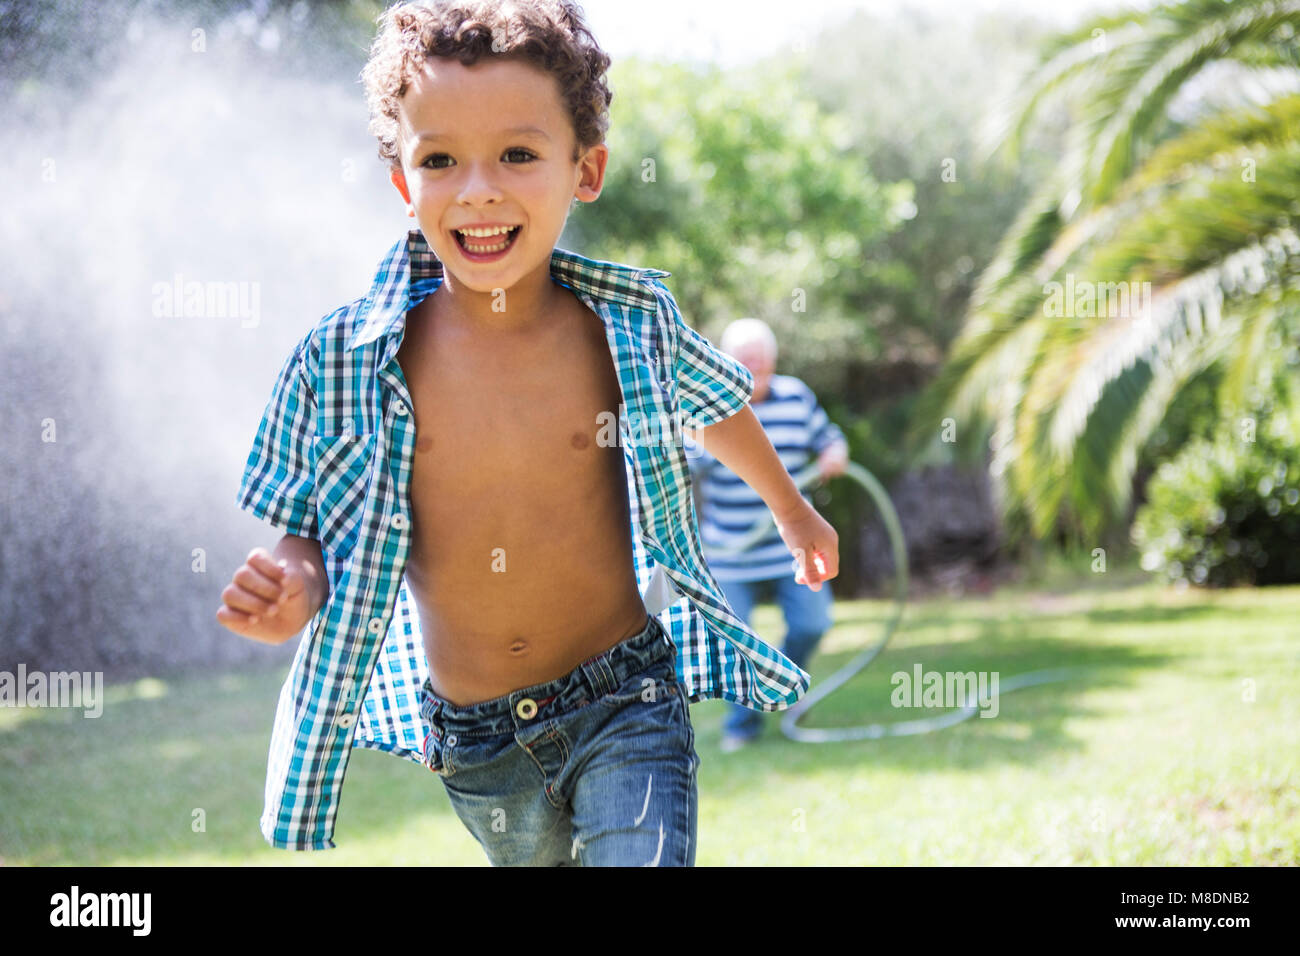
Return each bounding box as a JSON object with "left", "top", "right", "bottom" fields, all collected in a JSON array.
[{"left": 1, "top": 2, "right": 422, "bottom": 677}]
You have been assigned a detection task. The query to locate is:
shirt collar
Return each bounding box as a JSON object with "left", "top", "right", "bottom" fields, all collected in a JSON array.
[{"left": 347, "top": 229, "right": 670, "bottom": 352}]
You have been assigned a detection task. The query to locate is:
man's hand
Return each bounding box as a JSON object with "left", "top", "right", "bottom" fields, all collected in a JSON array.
[
  {"left": 816, "top": 442, "right": 850, "bottom": 482},
  {"left": 216, "top": 547, "right": 317, "bottom": 644},
  {"left": 773, "top": 499, "right": 839, "bottom": 591}
]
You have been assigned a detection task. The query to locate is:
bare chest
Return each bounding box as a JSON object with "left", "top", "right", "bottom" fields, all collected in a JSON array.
[{"left": 395, "top": 294, "right": 625, "bottom": 490}]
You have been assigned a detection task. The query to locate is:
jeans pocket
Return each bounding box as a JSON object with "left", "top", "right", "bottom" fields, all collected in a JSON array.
[{"left": 596, "top": 656, "right": 679, "bottom": 711}]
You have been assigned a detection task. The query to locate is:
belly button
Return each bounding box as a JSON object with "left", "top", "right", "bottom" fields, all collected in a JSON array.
[
  {"left": 570, "top": 432, "right": 589, "bottom": 450},
  {"left": 417, "top": 435, "right": 434, "bottom": 453},
  {"left": 509, "top": 640, "right": 529, "bottom": 655}
]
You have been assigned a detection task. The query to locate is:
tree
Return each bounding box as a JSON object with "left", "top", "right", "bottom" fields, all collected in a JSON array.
[
  {"left": 905, "top": 0, "right": 1300, "bottom": 547},
  {"left": 568, "top": 57, "right": 909, "bottom": 369}
]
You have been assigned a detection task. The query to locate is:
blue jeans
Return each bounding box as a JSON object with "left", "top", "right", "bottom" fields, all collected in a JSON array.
[
  {"left": 418, "top": 613, "right": 699, "bottom": 866},
  {"left": 719, "top": 574, "right": 834, "bottom": 739}
]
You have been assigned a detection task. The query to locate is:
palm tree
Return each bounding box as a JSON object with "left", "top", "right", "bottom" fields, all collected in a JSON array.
[{"left": 905, "top": 0, "right": 1300, "bottom": 546}]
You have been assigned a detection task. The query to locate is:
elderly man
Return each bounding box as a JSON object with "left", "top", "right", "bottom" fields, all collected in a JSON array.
[{"left": 687, "top": 318, "right": 850, "bottom": 751}]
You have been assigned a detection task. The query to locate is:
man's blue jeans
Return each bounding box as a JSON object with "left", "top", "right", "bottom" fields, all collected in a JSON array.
[
  {"left": 418, "top": 614, "right": 699, "bottom": 866},
  {"left": 718, "top": 574, "right": 834, "bottom": 740}
]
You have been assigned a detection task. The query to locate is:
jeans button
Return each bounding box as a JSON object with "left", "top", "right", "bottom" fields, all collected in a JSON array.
[{"left": 515, "top": 697, "right": 538, "bottom": 720}]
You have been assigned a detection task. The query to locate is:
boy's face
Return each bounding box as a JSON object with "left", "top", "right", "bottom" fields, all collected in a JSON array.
[{"left": 388, "top": 56, "right": 606, "bottom": 294}]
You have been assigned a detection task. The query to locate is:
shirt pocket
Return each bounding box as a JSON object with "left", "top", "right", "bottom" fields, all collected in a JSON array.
[{"left": 312, "top": 431, "right": 377, "bottom": 554}]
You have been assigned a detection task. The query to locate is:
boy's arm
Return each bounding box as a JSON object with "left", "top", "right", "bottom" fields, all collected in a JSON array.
[
  {"left": 222, "top": 332, "right": 329, "bottom": 643},
  {"left": 217, "top": 534, "right": 329, "bottom": 645},
  {"left": 276, "top": 534, "right": 330, "bottom": 616},
  {"left": 690, "top": 406, "right": 839, "bottom": 589},
  {"left": 658, "top": 280, "right": 837, "bottom": 587}
]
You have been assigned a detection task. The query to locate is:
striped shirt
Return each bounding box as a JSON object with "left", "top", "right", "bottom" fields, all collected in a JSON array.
[
  {"left": 235, "top": 229, "right": 811, "bottom": 849},
  {"left": 690, "top": 374, "right": 846, "bottom": 582}
]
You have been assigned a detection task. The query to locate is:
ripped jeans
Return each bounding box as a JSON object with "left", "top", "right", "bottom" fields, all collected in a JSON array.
[{"left": 418, "top": 613, "right": 699, "bottom": 866}]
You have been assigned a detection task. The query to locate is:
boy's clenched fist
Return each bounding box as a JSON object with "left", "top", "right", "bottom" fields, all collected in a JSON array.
[{"left": 217, "top": 547, "right": 315, "bottom": 645}]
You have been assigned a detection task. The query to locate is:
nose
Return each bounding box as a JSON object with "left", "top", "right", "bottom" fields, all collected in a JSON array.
[{"left": 456, "top": 159, "right": 504, "bottom": 207}]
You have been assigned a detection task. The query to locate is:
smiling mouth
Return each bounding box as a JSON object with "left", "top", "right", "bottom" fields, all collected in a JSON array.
[{"left": 453, "top": 225, "right": 521, "bottom": 254}]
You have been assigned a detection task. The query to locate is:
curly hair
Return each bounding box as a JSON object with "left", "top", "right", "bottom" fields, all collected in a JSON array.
[{"left": 361, "top": 0, "right": 613, "bottom": 169}]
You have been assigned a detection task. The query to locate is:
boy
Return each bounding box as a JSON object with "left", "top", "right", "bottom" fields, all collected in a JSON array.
[{"left": 218, "top": 0, "right": 837, "bottom": 866}]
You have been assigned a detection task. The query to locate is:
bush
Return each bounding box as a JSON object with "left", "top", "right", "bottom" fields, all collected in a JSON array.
[{"left": 1133, "top": 405, "right": 1300, "bottom": 587}]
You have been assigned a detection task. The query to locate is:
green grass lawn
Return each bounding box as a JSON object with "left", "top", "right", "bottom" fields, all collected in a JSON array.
[{"left": 3, "top": 565, "right": 1297, "bottom": 865}]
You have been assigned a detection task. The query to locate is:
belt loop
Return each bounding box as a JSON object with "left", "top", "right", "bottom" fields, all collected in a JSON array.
[{"left": 581, "top": 653, "right": 617, "bottom": 696}]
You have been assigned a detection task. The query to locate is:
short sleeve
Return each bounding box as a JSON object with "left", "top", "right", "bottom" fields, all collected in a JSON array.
[
  {"left": 806, "top": 384, "right": 847, "bottom": 453},
  {"left": 235, "top": 334, "right": 319, "bottom": 539},
  {"left": 659, "top": 282, "right": 754, "bottom": 429}
]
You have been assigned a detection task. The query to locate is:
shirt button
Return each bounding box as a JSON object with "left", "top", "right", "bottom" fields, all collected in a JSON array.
[
  {"left": 338, "top": 713, "right": 355, "bottom": 728},
  {"left": 515, "top": 697, "right": 538, "bottom": 720},
  {"left": 391, "top": 513, "right": 408, "bottom": 531},
  {"left": 367, "top": 617, "right": 385, "bottom": 634},
  {"left": 393, "top": 400, "right": 409, "bottom": 416}
]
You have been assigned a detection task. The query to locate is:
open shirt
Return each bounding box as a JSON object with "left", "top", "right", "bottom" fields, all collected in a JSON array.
[{"left": 235, "top": 229, "right": 810, "bottom": 849}]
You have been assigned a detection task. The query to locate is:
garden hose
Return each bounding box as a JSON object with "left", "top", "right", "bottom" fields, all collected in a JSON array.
[{"left": 704, "top": 458, "right": 1095, "bottom": 743}]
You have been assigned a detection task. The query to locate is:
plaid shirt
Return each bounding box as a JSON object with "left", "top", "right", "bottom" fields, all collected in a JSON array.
[{"left": 235, "top": 229, "right": 810, "bottom": 850}]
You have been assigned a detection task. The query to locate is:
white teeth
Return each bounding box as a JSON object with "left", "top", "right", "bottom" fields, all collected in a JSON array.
[
  {"left": 456, "top": 225, "right": 518, "bottom": 255},
  {"left": 457, "top": 226, "right": 515, "bottom": 238}
]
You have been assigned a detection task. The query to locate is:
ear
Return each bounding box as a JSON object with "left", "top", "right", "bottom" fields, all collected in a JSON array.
[
  {"left": 573, "top": 142, "right": 608, "bottom": 204},
  {"left": 390, "top": 165, "right": 414, "bottom": 213}
]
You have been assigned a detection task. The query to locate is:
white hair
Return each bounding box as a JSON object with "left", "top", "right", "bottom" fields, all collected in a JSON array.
[{"left": 720, "top": 317, "right": 777, "bottom": 359}]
